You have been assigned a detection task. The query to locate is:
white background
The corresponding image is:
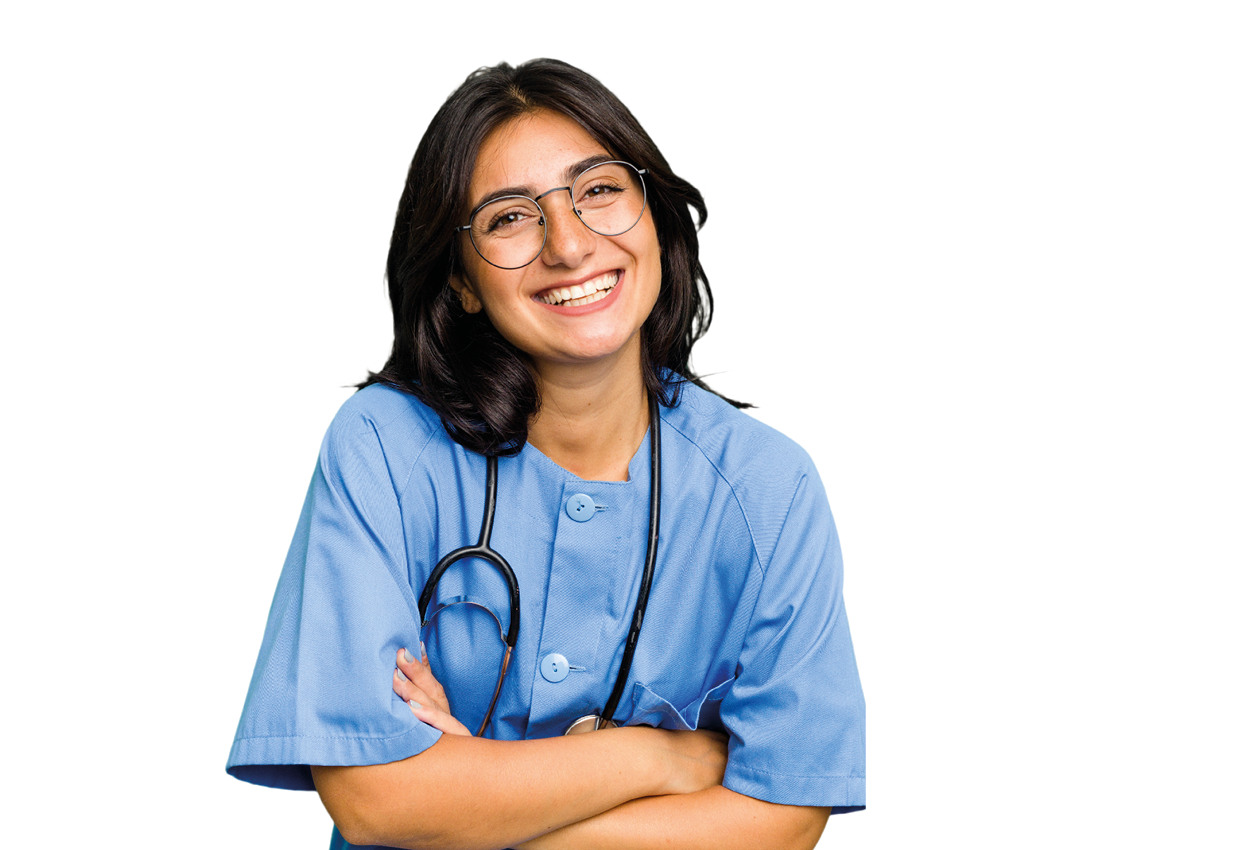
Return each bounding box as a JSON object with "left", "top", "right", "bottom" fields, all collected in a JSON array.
[{"left": 3, "top": 2, "right": 1246, "bottom": 847}]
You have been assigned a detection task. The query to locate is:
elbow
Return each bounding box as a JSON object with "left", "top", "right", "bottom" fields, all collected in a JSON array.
[
  {"left": 312, "top": 765, "right": 475, "bottom": 850},
  {"left": 322, "top": 801, "right": 426, "bottom": 850},
  {"left": 336, "top": 824, "right": 413, "bottom": 850},
  {"left": 336, "top": 827, "right": 423, "bottom": 850},
  {"left": 741, "top": 795, "right": 827, "bottom": 850},
  {"left": 332, "top": 814, "right": 381, "bottom": 849},
  {"left": 311, "top": 765, "right": 421, "bottom": 849},
  {"left": 337, "top": 819, "right": 477, "bottom": 850},
  {"left": 312, "top": 779, "right": 386, "bottom": 848},
  {"left": 788, "top": 807, "right": 829, "bottom": 850}
]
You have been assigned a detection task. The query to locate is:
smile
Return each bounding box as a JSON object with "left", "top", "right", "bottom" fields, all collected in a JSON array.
[{"left": 535, "top": 271, "right": 620, "bottom": 307}]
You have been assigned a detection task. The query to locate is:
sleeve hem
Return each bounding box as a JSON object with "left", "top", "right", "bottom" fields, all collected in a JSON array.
[
  {"left": 723, "top": 763, "right": 865, "bottom": 808},
  {"left": 226, "top": 723, "right": 443, "bottom": 791}
]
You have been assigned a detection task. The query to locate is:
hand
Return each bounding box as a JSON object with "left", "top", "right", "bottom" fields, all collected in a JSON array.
[
  {"left": 654, "top": 728, "right": 729, "bottom": 796},
  {"left": 393, "top": 644, "right": 472, "bottom": 737}
]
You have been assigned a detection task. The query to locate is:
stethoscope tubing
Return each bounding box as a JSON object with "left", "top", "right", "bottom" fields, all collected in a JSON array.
[
  {"left": 417, "top": 396, "right": 661, "bottom": 736},
  {"left": 418, "top": 455, "right": 522, "bottom": 646},
  {"left": 597, "top": 394, "right": 661, "bottom": 727},
  {"left": 417, "top": 454, "right": 520, "bottom": 736}
]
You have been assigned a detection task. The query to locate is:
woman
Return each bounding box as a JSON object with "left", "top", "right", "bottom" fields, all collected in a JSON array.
[{"left": 228, "top": 59, "right": 865, "bottom": 849}]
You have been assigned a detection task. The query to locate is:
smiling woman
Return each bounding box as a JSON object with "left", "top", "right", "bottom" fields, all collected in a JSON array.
[
  {"left": 226, "top": 58, "right": 865, "bottom": 850},
  {"left": 448, "top": 111, "right": 663, "bottom": 394}
]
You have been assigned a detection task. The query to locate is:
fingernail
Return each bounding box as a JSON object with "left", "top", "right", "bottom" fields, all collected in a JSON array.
[
  {"left": 403, "top": 648, "right": 415, "bottom": 664},
  {"left": 408, "top": 699, "right": 422, "bottom": 711},
  {"left": 420, "top": 641, "right": 427, "bottom": 663},
  {"left": 395, "top": 667, "right": 408, "bottom": 682}
]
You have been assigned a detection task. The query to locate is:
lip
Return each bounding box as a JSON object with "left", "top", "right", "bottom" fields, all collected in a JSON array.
[
  {"left": 532, "top": 268, "right": 620, "bottom": 299},
  {"left": 533, "top": 270, "right": 623, "bottom": 315}
]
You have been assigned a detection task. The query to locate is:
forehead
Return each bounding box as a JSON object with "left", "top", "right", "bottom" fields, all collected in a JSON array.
[{"left": 470, "top": 110, "right": 609, "bottom": 198}]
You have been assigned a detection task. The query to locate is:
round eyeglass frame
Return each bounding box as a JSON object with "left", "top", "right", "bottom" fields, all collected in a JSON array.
[{"left": 454, "top": 161, "right": 649, "bottom": 270}]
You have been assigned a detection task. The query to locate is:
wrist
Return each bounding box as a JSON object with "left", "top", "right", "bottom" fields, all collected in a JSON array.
[{"left": 610, "top": 725, "right": 671, "bottom": 798}]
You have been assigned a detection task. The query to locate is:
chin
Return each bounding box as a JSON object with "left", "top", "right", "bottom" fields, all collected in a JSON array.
[{"left": 551, "top": 332, "right": 642, "bottom": 367}]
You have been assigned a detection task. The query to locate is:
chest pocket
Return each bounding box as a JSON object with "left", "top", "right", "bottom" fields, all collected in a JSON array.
[{"left": 623, "top": 678, "right": 734, "bottom": 731}]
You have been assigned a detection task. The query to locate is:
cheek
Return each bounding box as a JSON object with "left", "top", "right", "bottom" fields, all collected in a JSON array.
[
  {"left": 641, "top": 238, "right": 663, "bottom": 307},
  {"left": 459, "top": 264, "right": 515, "bottom": 314},
  {"left": 632, "top": 216, "right": 663, "bottom": 289},
  {"left": 644, "top": 262, "right": 662, "bottom": 316}
]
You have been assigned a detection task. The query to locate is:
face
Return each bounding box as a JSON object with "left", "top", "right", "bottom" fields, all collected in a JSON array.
[{"left": 451, "top": 109, "right": 662, "bottom": 378}]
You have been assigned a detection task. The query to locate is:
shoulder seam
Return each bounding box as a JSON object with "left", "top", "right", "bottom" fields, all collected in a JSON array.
[
  {"left": 660, "top": 415, "right": 767, "bottom": 579},
  {"left": 341, "top": 388, "right": 441, "bottom": 499}
]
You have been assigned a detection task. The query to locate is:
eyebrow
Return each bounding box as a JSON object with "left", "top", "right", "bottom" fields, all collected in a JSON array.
[{"left": 469, "top": 154, "right": 619, "bottom": 211}]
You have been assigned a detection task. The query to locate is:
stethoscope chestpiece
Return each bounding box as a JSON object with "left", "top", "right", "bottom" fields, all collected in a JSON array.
[{"left": 564, "top": 714, "right": 620, "bottom": 735}]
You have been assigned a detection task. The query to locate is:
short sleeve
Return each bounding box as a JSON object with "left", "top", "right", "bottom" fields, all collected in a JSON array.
[
  {"left": 226, "top": 409, "right": 440, "bottom": 790},
  {"left": 719, "top": 465, "right": 866, "bottom": 809}
]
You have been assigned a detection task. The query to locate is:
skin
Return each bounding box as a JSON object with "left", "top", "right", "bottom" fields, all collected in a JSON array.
[
  {"left": 388, "top": 648, "right": 826, "bottom": 850},
  {"left": 311, "top": 109, "right": 828, "bottom": 849},
  {"left": 450, "top": 109, "right": 662, "bottom": 480}
]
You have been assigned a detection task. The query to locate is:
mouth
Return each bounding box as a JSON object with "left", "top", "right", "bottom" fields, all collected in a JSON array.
[{"left": 535, "top": 271, "right": 620, "bottom": 307}]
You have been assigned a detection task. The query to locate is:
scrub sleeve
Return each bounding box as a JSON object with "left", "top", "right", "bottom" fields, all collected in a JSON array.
[
  {"left": 718, "top": 465, "right": 865, "bottom": 809},
  {"left": 227, "top": 410, "right": 439, "bottom": 790}
]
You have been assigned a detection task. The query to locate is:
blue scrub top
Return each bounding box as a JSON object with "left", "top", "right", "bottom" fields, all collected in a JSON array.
[{"left": 227, "top": 381, "right": 865, "bottom": 812}]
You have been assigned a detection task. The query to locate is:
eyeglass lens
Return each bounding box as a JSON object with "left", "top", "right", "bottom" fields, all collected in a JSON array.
[{"left": 468, "top": 162, "right": 646, "bottom": 270}]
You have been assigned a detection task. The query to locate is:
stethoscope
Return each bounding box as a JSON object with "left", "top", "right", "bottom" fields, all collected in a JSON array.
[{"left": 417, "top": 395, "right": 661, "bottom": 737}]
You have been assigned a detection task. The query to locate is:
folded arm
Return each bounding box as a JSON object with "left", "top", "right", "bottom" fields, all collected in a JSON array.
[
  {"left": 312, "top": 648, "right": 729, "bottom": 850},
  {"left": 315, "top": 728, "right": 694, "bottom": 850},
  {"left": 517, "top": 786, "right": 828, "bottom": 850}
]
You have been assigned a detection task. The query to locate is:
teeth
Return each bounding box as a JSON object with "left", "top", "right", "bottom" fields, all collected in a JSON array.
[{"left": 538, "top": 271, "right": 618, "bottom": 306}]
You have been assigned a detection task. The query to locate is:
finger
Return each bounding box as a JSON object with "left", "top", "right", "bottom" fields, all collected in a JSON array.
[
  {"left": 391, "top": 669, "right": 471, "bottom": 736},
  {"left": 398, "top": 647, "right": 451, "bottom": 714},
  {"left": 392, "top": 668, "right": 435, "bottom": 706},
  {"left": 396, "top": 647, "right": 424, "bottom": 690},
  {"left": 406, "top": 695, "right": 472, "bottom": 737},
  {"left": 396, "top": 646, "right": 426, "bottom": 679}
]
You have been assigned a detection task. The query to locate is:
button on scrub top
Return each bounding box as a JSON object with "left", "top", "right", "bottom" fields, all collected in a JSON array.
[{"left": 227, "top": 380, "right": 865, "bottom": 813}]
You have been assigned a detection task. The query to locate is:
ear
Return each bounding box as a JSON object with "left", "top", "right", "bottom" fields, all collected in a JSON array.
[{"left": 448, "top": 274, "right": 483, "bottom": 314}]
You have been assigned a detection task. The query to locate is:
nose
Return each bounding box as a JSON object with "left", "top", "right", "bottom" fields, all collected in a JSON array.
[{"left": 538, "top": 188, "right": 594, "bottom": 268}]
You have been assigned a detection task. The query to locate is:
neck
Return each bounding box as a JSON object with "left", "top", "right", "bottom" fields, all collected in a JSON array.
[{"left": 527, "top": 350, "right": 651, "bottom": 482}]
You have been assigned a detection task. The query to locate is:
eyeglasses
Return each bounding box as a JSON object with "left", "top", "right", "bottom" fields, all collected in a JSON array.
[{"left": 455, "top": 161, "right": 649, "bottom": 270}]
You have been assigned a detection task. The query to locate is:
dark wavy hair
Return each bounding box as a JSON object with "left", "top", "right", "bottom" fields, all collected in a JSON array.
[{"left": 361, "top": 58, "right": 745, "bottom": 455}]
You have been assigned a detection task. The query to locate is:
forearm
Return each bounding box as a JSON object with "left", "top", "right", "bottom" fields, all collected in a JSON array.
[
  {"left": 312, "top": 727, "right": 670, "bottom": 850},
  {"left": 516, "top": 785, "right": 827, "bottom": 850}
]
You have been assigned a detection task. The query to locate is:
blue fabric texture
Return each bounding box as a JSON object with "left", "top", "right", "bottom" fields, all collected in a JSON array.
[{"left": 227, "top": 381, "right": 866, "bottom": 811}]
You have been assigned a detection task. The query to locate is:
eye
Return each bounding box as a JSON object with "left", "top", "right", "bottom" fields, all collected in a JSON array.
[
  {"left": 487, "top": 209, "right": 530, "bottom": 232},
  {"left": 475, "top": 200, "right": 541, "bottom": 237},
  {"left": 576, "top": 180, "right": 625, "bottom": 207}
]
